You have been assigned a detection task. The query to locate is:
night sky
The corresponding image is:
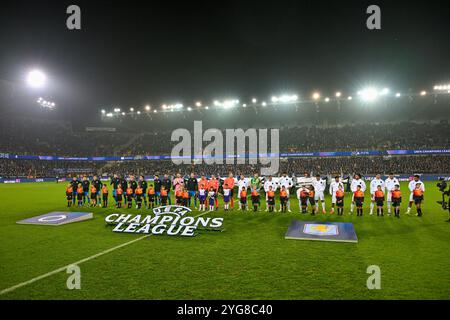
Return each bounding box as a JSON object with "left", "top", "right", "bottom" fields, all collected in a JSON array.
[{"left": 0, "top": 0, "right": 449, "bottom": 115}]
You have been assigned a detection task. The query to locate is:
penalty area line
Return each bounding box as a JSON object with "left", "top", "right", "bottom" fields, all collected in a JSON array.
[{"left": 0, "top": 211, "right": 210, "bottom": 296}]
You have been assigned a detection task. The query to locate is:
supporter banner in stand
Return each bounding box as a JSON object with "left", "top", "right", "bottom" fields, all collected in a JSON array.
[{"left": 1, "top": 149, "right": 449, "bottom": 161}]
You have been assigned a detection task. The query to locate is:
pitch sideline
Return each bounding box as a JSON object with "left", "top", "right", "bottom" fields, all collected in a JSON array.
[{"left": 0, "top": 210, "right": 210, "bottom": 296}]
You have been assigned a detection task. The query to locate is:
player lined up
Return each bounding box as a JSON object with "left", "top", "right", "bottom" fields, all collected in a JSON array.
[{"left": 65, "top": 172, "right": 426, "bottom": 217}]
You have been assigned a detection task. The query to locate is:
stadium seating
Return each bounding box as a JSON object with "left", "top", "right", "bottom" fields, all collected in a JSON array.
[{"left": 0, "top": 115, "right": 449, "bottom": 178}]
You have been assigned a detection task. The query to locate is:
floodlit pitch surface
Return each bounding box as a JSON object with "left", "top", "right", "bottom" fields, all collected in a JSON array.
[{"left": 0, "top": 181, "right": 449, "bottom": 300}]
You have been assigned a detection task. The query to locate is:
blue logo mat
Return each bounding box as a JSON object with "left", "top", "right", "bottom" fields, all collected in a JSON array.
[
  {"left": 285, "top": 220, "right": 358, "bottom": 243},
  {"left": 17, "top": 212, "right": 93, "bottom": 226}
]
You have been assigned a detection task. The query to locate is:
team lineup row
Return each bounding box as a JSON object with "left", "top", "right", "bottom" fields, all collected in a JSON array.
[{"left": 64, "top": 172, "right": 426, "bottom": 218}]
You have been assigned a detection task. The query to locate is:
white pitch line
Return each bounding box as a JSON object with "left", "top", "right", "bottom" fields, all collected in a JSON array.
[{"left": 0, "top": 210, "right": 210, "bottom": 296}]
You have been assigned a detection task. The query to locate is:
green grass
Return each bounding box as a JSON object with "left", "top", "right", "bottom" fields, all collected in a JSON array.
[{"left": 0, "top": 181, "right": 449, "bottom": 300}]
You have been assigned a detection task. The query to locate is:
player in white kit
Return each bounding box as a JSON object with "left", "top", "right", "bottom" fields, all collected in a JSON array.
[
  {"left": 237, "top": 175, "right": 248, "bottom": 210},
  {"left": 278, "top": 172, "right": 293, "bottom": 212},
  {"left": 312, "top": 174, "right": 327, "bottom": 214},
  {"left": 329, "top": 175, "right": 344, "bottom": 214},
  {"left": 350, "top": 174, "right": 366, "bottom": 215},
  {"left": 370, "top": 174, "right": 385, "bottom": 215},
  {"left": 384, "top": 173, "right": 400, "bottom": 215},
  {"left": 406, "top": 175, "right": 425, "bottom": 215}
]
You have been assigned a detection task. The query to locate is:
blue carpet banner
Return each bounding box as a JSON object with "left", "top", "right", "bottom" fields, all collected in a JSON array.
[
  {"left": 17, "top": 212, "right": 93, "bottom": 226},
  {"left": 285, "top": 220, "right": 358, "bottom": 243}
]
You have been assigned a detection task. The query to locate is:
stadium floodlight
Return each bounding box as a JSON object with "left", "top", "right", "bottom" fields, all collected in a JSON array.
[
  {"left": 26, "top": 69, "right": 46, "bottom": 88},
  {"left": 214, "top": 99, "right": 238, "bottom": 109},
  {"left": 272, "top": 94, "right": 298, "bottom": 104},
  {"left": 335, "top": 91, "right": 341, "bottom": 98},
  {"left": 420, "top": 90, "right": 427, "bottom": 96},
  {"left": 434, "top": 84, "right": 450, "bottom": 91},
  {"left": 359, "top": 87, "right": 378, "bottom": 101},
  {"left": 380, "top": 88, "right": 390, "bottom": 95},
  {"left": 36, "top": 98, "right": 56, "bottom": 109},
  {"left": 223, "top": 100, "right": 238, "bottom": 109},
  {"left": 195, "top": 101, "right": 202, "bottom": 107},
  {"left": 145, "top": 105, "right": 151, "bottom": 111},
  {"left": 395, "top": 92, "right": 401, "bottom": 97}
]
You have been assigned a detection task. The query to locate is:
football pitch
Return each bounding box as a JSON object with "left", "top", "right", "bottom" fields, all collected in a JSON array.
[{"left": 0, "top": 181, "right": 449, "bottom": 300}]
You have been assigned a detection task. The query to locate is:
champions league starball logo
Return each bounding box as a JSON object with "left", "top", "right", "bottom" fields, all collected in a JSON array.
[{"left": 105, "top": 205, "right": 224, "bottom": 237}]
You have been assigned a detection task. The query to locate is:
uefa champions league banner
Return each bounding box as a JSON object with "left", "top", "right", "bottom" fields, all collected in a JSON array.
[
  {"left": 2, "top": 149, "right": 450, "bottom": 161},
  {"left": 386, "top": 149, "right": 450, "bottom": 155}
]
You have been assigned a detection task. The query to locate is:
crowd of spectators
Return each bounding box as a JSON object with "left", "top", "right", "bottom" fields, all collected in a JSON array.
[
  {"left": 1, "top": 119, "right": 449, "bottom": 157},
  {"left": 0, "top": 119, "right": 134, "bottom": 156},
  {"left": 0, "top": 160, "right": 104, "bottom": 178},
  {"left": 1, "top": 118, "right": 449, "bottom": 178},
  {"left": 2, "top": 155, "right": 448, "bottom": 178}
]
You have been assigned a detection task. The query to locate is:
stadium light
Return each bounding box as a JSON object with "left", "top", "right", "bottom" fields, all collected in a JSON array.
[
  {"left": 214, "top": 99, "right": 239, "bottom": 109},
  {"left": 380, "top": 88, "right": 390, "bottom": 95},
  {"left": 335, "top": 91, "right": 341, "bottom": 98},
  {"left": 434, "top": 84, "right": 450, "bottom": 91},
  {"left": 36, "top": 97, "right": 56, "bottom": 109},
  {"left": 312, "top": 92, "right": 320, "bottom": 100},
  {"left": 272, "top": 94, "right": 298, "bottom": 104},
  {"left": 359, "top": 87, "right": 378, "bottom": 101},
  {"left": 26, "top": 69, "right": 46, "bottom": 88}
]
